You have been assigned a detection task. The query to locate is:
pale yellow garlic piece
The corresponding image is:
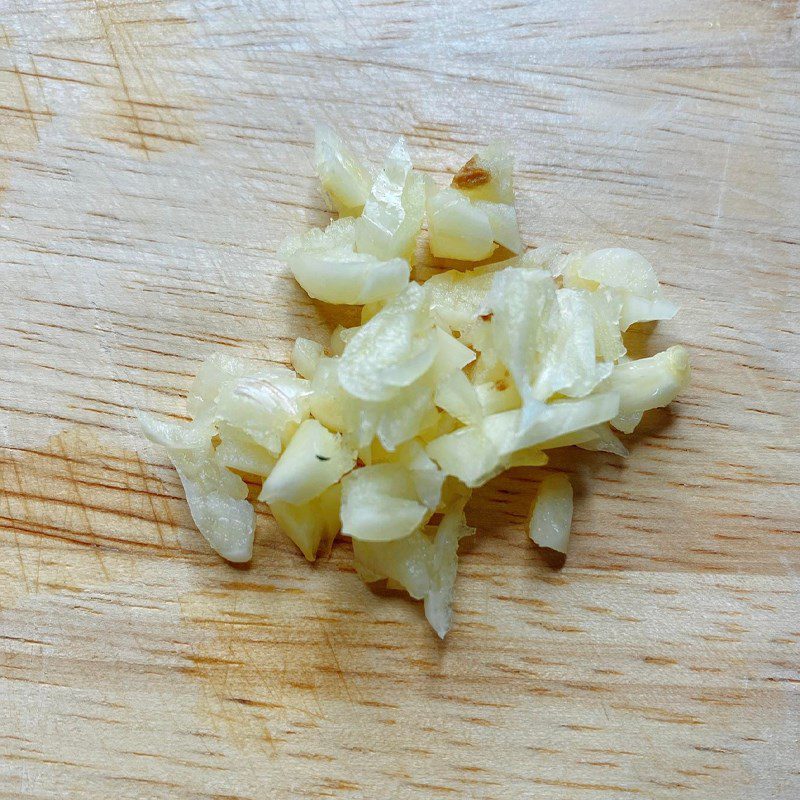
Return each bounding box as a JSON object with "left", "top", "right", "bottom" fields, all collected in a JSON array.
[{"left": 529, "top": 474, "right": 573, "bottom": 566}]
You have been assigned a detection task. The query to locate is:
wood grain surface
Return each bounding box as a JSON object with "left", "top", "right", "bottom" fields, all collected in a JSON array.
[{"left": 1, "top": 2, "right": 799, "bottom": 798}]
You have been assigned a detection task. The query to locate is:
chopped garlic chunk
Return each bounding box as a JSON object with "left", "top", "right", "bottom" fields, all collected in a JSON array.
[
  {"left": 451, "top": 143, "right": 514, "bottom": 204},
  {"left": 281, "top": 218, "right": 409, "bottom": 305},
  {"left": 427, "top": 185, "right": 496, "bottom": 261},
  {"left": 482, "top": 393, "right": 621, "bottom": 456},
  {"left": 426, "top": 424, "right": 506, "bottom": 488},
  {"left": 354, "top": 495, "right": 474, "bottom": 638},
  {"left": 475, "top": 200, "right": 522, "bottom": 254},
  {"left": 314, "top": 123, "right": 371, "bottom": 216},
  {"left": 435, "top": 370, "right": 483, "bottom": 426},
  {"left": 213, "top": 366, "right": 311, "bottom": 456},
  {"left": 488, "top": 267, "right": 556, "bottom": 424},
  {"left": 259, "top": 419, "right": 355, "bottom": 505},
  {"left": 291, "top": 338, "right": 324, "bottom": 380},
  {"left": 529, "top": 474, "right": 573, "bottom": 566},
  {"left": 215, "top": 423, "right": 276, "bottom": 477},
  {"left": 600, "top": 346, "right": 690, "bottom": 417},
  {"left": 271, "top": 484, "right": 342, "bottom": 562}
]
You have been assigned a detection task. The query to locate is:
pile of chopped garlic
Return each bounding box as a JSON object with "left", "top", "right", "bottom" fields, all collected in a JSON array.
[{"left": 140, "top": 125, "right": 690, "bottom": 638}]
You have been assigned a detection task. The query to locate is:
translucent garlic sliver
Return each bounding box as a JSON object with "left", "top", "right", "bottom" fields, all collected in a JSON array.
[
  {"left": 426, "top": 425, "right": 506, "bottom": 488},
  {"left": 619, "top": 294, "right": 678, "bottom": 331},
  {"left": 431, "top": 327, "right": 476, "bottom": 377},
  {"left": 328, "top": 325, "right": 351, "bottom": 357},
  {"left": 338, "top": 282, "right": 437, "bottom": 403},
  {"left": 347, "top": 380, "right": 438, "bottom": 453},
  {"left": 340, "top": 463, "right": 429, "bottom": 542},
  {"left": 353, "top": 530, "right": 433, "bottom": 600},
  {"left": 186, "top": 353, "right": 312, "bottom": 457},
  {"left": 280, "top": 215, "right": 357, "bottom": 257},
  {"left": 537, "top": 427, "right": 605, "bottom": 451},
  {"left": 392, "top": 439, "right": 447, "bottom": 511},
  {"left": 576, "top": 423, "right": 629, "bottom": 457},
  {"left": 356, "top": 137, "right": 425, "bottom": 262},
  {"left": 482, "top": 393, "right": 621, "bottom": 457},
  {"left": 215, "top": 423, "right": 276, "bottom": 477},
  {"left": 427, "top": 267, "right": 496, "bottom": 344},
  {"left": 488, "top": 267, "right": 556, "bottom": 427},
  {"left": 308, "top": 356, "right": 349, "bottom": 434},
  {"left": 578, "top": 248, "right": 662, "bottom": 298},
  {"left": 584, "top": 288, "right": 626, "bottom": 363},
  {"left": 187, "top": 352, "right": 258, "bottom": 420},
  {"left": 575, "top": 248, "right": 678, "bottom": 331},
  {"left": 507, "top": 447, "right": 548, "bottom": 468},
  {"left": 435, "top": 370, "right": 483, "bottom": 426},
  {"left": 374, "top": 383, "right": 438, "bottom": 452},
  {"left": 423, "top": 497, "right": 475, "bottom": 639},
  {"left": 611, "top": 409, "right": 644, "bottom": 435},
  {"left": 532, "top": 288, "right": 613, "bottom": 401},
  {"left": 138, "top": 412, "right": 254, "bottom": 563},
  {"left": 474, "top": 378, "right": 522, "bottom": 416}
]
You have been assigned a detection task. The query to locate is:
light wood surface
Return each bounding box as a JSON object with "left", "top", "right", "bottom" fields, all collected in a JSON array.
[{"left": 1, "top": 2, "right": 799, "bottom": 798}]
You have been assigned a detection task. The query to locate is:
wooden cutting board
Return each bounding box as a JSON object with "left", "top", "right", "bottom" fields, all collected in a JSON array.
[{"left": 1, "top": 2, "right": 798, "bottom": 798}]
